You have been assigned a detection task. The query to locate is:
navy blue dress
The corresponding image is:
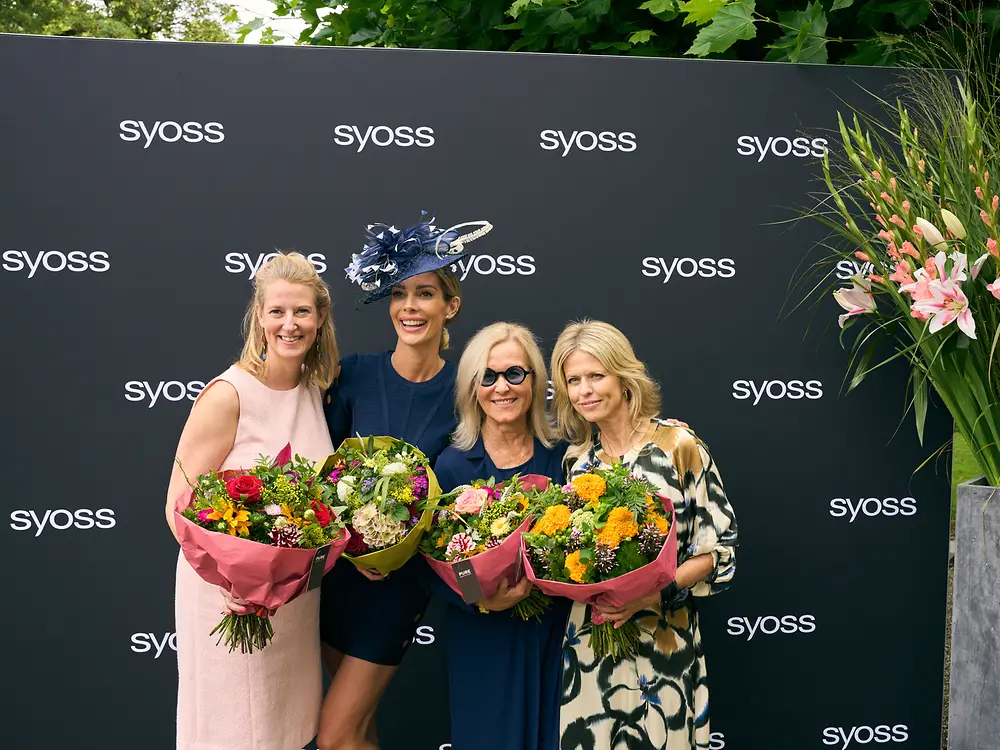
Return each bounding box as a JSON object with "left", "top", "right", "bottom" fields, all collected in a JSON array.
[
  {"left": 432, "top": 436, "right": 571, "bottom": 750},
  {"left": 320, "top": 351, "right": 457, "bottom": 665}
]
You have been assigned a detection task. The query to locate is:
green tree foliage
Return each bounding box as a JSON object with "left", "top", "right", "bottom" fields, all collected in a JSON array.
[
  {"left": 1, "top": 0, "right": 237, "bottom": 41},
  {"left": 262, "top": 0, "right": 999, "bottom": 66}
]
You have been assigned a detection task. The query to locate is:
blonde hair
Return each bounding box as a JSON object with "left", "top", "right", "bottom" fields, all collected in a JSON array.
[
  {"left": 237, "top": 252, "right": 340, "bottom": 389},
  {"left": 453, "top": 322, "right": 556, "bottom": 451},
  {"left": 436, "top": 268, "right": 461, "bottom": 351},
  {"left": 551, "top": 319, "right": 661, "bottom": 461}
]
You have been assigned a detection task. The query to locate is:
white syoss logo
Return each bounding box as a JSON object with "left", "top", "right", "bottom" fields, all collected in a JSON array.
[
  {"left": 413, "top": 625, "right": 435, "bottom": 645},
  {"left": 726, "top": 614, "right": 816, "bottom": 640},
  {"left": 641, "top": 257, "right": 735, "bottom": 281},
  {"left": 709, "top": 732, "right": 725, "bottom": 749},
  {"left": 224, "top": 252, "right": 327, "bottom": 279},
  {"left": 450, "top": 254, "right": 535, "bottom": 281},
  {"left": 835, "top": 259, "right": 875, "bottom": 280},
  {"left": 125, "top": 380, "right": 206, "bottom": 407},
  {"left": 2, "top": 250, "right": 110, "bottom": 277},
  {"left": 333, "top": 125, "right": 435, "bottom": 152},
  {"left": 732, "top": 379, "right": 823, "bottom": 404},
  {"left": 9, "top": 509, "right": 116, "bottom": 537},
  {"left": 119, "top": 120, "right": 225, "bottom": 148},
  {"left": 130, "top": 632, "right": 177, "bottom": 658},
  {"left": 830, "top": 497, "right": 917, "bottom": 522},
  {"left": 736, "top": 135, "right": 828, "bottom": 162},
  {"left": 822, "top": 725, "right": 909, "bottom": 748},
  {"left": 539, "top": 129, "right": 637, "bottom": 156}
]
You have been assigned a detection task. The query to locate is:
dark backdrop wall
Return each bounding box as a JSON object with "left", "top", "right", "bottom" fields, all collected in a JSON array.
[{"left": 0, "top": 34, "right": 951, "bottom": 750}]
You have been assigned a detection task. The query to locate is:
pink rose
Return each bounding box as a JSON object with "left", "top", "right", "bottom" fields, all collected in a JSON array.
[{"left": 454, "top": 487, "right": 489, "bottom": 515}]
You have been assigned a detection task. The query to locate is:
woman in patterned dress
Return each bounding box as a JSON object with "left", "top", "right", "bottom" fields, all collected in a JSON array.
[{"left": 550, "top": 320, "right": 738, "bottom": 750}]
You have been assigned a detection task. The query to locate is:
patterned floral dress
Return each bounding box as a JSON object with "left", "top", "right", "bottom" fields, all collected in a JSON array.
[{"left": 560, "top": 420, "right": 738, "bottom": 750}]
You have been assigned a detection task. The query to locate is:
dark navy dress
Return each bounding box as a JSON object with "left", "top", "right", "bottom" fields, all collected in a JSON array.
[
  {"left": 320, "top": 351, "right": 457, "bottom": 665},
  {"left": 432, "top": 436, "right": 571, "bottom": 750}
]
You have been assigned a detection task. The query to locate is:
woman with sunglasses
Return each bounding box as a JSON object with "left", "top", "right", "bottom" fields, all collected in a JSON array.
[
  {"left": 317, "top": 214, "right": 492, "bottom": 750},
  {"left": 431, "top": 322, "right": 571, "bottom": 750}
]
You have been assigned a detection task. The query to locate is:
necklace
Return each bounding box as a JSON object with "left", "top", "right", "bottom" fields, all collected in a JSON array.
[{"left": 600, "top": 422, "right": 642, "bottom": 458}]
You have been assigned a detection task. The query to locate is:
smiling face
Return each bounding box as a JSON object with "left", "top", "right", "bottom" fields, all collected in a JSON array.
[
  {"left": 389, "top": 272, "right": 459, "bottom": 350},
  {"left": 562, "top": 349, "right": 627, "bottom": 425},
  {"left": 256, "top": 280, "right": 324, "bottom": 365},
  {"left": 477, "top": 338, "right": 534, "bottom": 430}
]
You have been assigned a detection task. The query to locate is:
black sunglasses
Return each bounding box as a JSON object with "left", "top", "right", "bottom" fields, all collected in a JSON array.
[{"left": 481, "top": 366, "right": 533, "bottom": 387}]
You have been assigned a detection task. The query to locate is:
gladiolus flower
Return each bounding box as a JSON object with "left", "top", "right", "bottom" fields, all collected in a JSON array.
[
  {"left": 976, "top": 187, "right": 985, "bottom": 200},
  {"left": 941, "top": 209, "right": 967, "bottom": 240},
  {"left": 985, "top": 171, "right": 990, "bottom": 182},
  {"left": 916, "top": 218, "right": 947, "bottom": 248},
  {"left": 855, "top": 251, "right": 871, "bottom": 263},
  {"left": 887, "top": 244, "right": 900, "bottom": 260},
  {"left": 902, "top": 200, "right": 911, "bottom": 212},
  {"left": 881, "top": 192, "right": 893, "bottom": 202},
  {"left": 876, "top": 215, "right": 888, "bottom": 229},
  {"left": 910, "top": 279, "right": 976, "bottom": 339},
  {"left": 877, "top": 229, "right": 895, "bottom": 243},
  {"left": 913, "top": 224, "right": 924, "bottom": 239},
  {"left": 972, "top": 253, "right": 989, "bottom": 280},
  {"left": 918, "top": 159, "right": 925, "bottom": 173},
  {"left": 993, "top": 196, "right": 999, "bottom": 211},
  {"left": 833, "top": 277, "right": 876, "bottom": 328},
  {"left": 872, "top": 170, "right": 882, "bottom": 180},
  {"left": 890, "top": 215, "right": 907, "bottom": 228},
  {"left": 890, "top": 177, "right": 898, "bottom": 190},
  {"left": 970, "top": 165, "right": 978, "bottom": 174},
  {"left": 987, "top": 279, "right": 1000, "bottom": 300},
  {"left": 869, "top": 274, "right": 885, "bottom": 283},
  {"left": 988, "top": 238, "right": 998, "bottom": 257},
  {"left": 900, "top": 241, "right": 921, "bottom": 259},
  {"left": 889, "top": 261, "right": 914, "bottom": 285},
  {"left": 981, "top": 210, "right": 992, "bottom": 228}
]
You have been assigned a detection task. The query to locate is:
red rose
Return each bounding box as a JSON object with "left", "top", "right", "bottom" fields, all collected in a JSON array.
[
  {"left": 345, "top": 525, "right": 369, "bottom": 555},
  {"left": 311, "top": 501, "right": 332, "bottom": 527},
  {"left": 226, "top": 474, "right": 263, "bottom": 503}
]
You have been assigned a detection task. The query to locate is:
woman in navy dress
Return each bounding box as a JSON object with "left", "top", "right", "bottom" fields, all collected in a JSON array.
[
  {"left": 433, "top": 322, "right": 572, "bottom": 750},
  {"left": 317, "top": 214, "right": 493, "bottom": 750}
]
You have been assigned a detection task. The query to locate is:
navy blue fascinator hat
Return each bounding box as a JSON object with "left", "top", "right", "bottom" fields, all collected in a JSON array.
[{"left": 345, "top": 211, "right": 493, "bottom": 303}]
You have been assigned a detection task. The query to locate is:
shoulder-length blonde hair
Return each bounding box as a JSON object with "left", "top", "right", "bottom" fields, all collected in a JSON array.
[
  {"left": 453, "top": 322, "right": 556, "bottom": 451},
  {"left": 551, "top": 320, "right": 660, "bottom": 461},
  {"left": 237, "top": 252, "right": 340, "bottom": 389}
]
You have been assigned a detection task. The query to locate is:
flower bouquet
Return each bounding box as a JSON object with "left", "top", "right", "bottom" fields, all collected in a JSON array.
[
  {"left": 419, "top": 474, "right": 552, "bottom": 620},
  {"left": 175, "top": 444, "right": 349, "bottom": 653},
  {"left": 816, "top": 77, "right": 1000, "bottom": 485},
  {"left": 521, "top": 463, "right": 676, "bottom": 661},
  {"left": 315, "top": 436, "right": 440, "bottom": 575}
]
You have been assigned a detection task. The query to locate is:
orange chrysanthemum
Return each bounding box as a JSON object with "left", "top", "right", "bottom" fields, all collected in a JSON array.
[
  {"left": 564, "top": 550, "right": 588, "bottom": 583},
  {"left": 596, "top": 507, "right": 639, "bottom": 549},
  {"left": 646, "top": 511, "right": 670, "bottom": 535},
  {"left": 530, "top": 504, "right": 571, "bottom": 535},
  {"left": 572, "top": 474, "right": 607, "bottom": 507}
]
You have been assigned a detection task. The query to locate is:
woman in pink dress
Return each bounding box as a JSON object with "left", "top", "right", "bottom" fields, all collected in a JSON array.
[{"left": 165, "top": 252, "right": 340, "bottom": 750}]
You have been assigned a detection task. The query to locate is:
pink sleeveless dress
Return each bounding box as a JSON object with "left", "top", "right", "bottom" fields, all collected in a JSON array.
[{"left": 175, "top": 365, "right": 334, "bottom": 750}]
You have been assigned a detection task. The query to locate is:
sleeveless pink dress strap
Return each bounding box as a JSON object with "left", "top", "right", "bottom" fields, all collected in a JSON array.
[{"left": 175, "top": 365, "right": 333, "bottom": 750}]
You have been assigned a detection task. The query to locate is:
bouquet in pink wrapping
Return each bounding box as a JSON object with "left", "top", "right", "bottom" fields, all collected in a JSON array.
[
  {"left": 521, "top": 462, "right": 677, "bottom": 661},
  {"left": 175, "top": 444, "right": 349, "bottom": 653},
  {"left": 419, "top": 474, "right": 551, "bottom": 620}
]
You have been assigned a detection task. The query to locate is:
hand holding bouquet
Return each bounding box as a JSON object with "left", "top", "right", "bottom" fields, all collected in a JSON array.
[
  {"left": 420, "top": 474, "right": 551, "bottom": 620},
  {"left": 521, "top": 463, "right": 676, "bottom": 661},
  {"left": 317, "top": 436, "right": 439, "bottom": 575},
  {"left": 176, "top": 444, "right": 349, "bottom": 653}
]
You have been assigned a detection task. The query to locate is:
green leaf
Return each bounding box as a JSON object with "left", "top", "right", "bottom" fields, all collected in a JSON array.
[
  {"left": 547, "top": 8, "right": 575, "bottom": 30},
  {"left": 881, "top": 0, "right": 930, "bottom": 28},
  {"left": 686, "top": 0, "right": 756, "bottom": 56},
  {"left": 764, "top": 1, "right": 828, "bottom": 64},
  {"left": 235, "top": 17, "right": 263, "bottom": 43},
  {"left": 310, "top": 26, "right": 337, "bottom": 42},
  {"left": 508, "top": 0, "right": 545, "bottom": 19},
  {"left": 259, "top": 27, "right": 285, "bottom": 45},
  {"left": 348, "top": 27, "right": 380, "bottom": 44},
  {"left": 831, "top": 0, "right": 853, "bottom": 9},
  {"left": 640, "top": 0, "right": 676, "bottom": 11},
  {"left": 628, "top": 29, "right": 656, "bottom": 44},
  {"left": 390, "top": 505, "right": 411, "bottom": 522},
  {"left": 679, "top": 0, "right": 728, "bottom": 26},
  {"left": 913, "top": 371, "right": 928, "bottom": 446}
]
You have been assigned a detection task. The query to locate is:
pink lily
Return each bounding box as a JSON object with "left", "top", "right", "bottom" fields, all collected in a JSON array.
[
  {"left": 971, "top": 253, "right": 989, "bottom": 280},
  {"left": 916, "top": 217, "right": 947, "bottom": 248},
  {"left": 987, "top": 279, "right": 1000, "bottom": 300},
  {"left": 833, "top": 276, "right": 876, "bottom": 329},
  {"left": 911, "top": 279, "right": 977, "bottom": 338}
]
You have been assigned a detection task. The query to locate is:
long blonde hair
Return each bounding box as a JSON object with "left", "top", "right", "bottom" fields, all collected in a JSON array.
[
  {"left": 453, "top": 322, "right": 556, "bottom": 451},
  {"left": 237, "top": 252, "right": 340, "bottom": 388},
  {"left": 436, "top": 268, "right": 461, "bottom": 351},
  {"left": 551, "top": 320, "right": 660, "bottom": 461}
]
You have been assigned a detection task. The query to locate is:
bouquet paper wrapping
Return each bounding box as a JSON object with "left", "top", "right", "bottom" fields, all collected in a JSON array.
[
  {"left": 316, "top": 436, "right": 442, "bottom": 575},
  {"left": 175, "top": 488, "right": 349, "bottom": 609},
  {"left": 422, "top": 474, "right": 549, "bottom": 602}
]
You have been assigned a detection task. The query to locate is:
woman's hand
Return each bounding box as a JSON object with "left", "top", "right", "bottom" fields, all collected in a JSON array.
[
  {"left": 220, "top": 589, "right": 276, "bottom": 617},
  {"left": 479, "top": 577, "right": 532, "bottom": 612},
  {"left": 594, "top": 591, "right": 660, "bottom": 628},
  {"left": 358, "top": 568, "right": 387, "bottom": 581}
]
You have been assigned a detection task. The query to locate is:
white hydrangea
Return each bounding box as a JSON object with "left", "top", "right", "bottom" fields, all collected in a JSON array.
[
  {"left": 351, "top": 502, "right": 408, "bottom": 549},
  {"left": 381, "top": 462, "right": 408, "bottom": 477}
]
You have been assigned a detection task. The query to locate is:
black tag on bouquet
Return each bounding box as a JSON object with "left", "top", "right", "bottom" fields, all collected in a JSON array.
[
  {"left": 452, "top": 560, "right": 485, "bottom": 604},
  {"left": 306, "top": 545, "right": 332, "bottom": 591}
]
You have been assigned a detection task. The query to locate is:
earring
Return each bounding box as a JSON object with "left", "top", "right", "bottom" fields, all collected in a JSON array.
[
  {"left": 623, "top": 389, "right": 631, "bottom": 402},
  {"left": 260, "top": 334, "right": 267, "bottom": 361}
]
